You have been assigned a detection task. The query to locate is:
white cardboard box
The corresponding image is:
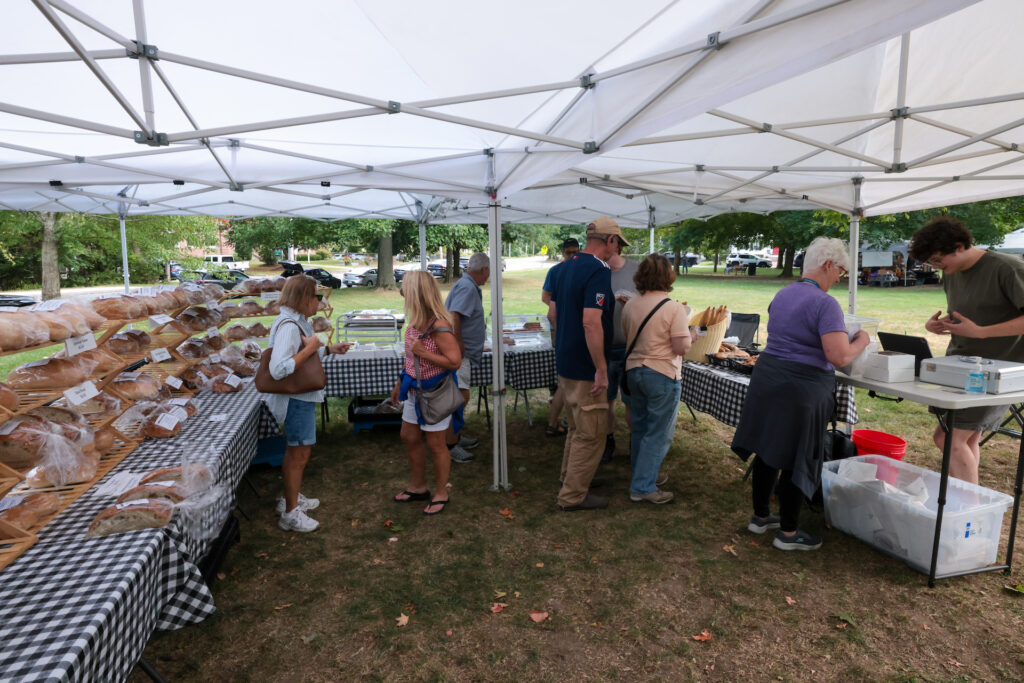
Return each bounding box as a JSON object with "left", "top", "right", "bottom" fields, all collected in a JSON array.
[{"left": 862, "top": 351, "right": 916, "bottom": 383}]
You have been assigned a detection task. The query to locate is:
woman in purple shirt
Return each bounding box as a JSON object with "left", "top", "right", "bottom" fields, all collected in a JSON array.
[{"left": 731, "top": 237, "right": 869, "bottom": 551}]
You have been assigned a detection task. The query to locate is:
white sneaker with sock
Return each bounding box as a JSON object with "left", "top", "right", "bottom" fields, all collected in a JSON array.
[
  {"left": 276, "top": 492, "right": 320, "bottom": 515},
  {"left": 279, "top": 507, "right": 319, "bottom": 532}
]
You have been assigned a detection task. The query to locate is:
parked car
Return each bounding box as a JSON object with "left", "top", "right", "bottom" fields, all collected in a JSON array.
[
  {"left": 167, "top": 261, "right": 183, "bottom": 279},
  {"left": 794, "top": 251, "right": 805, "bottom": 269},
  {"left": 303, "top": 267, "right": 342, "bottom": 289},
  {"left": 343, "top": 267, "right": 378, "bottom": 287},
  {"left": 662, "top": 251, "right": 701, "bottom": 267},
  {"left": 278, "top": 260, "right": 304, "bottom": 277},
  {"left": 426, "top": 262, "right": 447, "bottom": 279},
  {"left": 197, "top": 269, "right": 249, "bottom": 290},
  {"left": 203, "top": 254, "right": 249, "bottom": 271},
  {"left": 725, "top": 253, "right": 772, "bottom": 268},
  {"left": 0, "top": 294, "right": 38, "bottom": 307}
]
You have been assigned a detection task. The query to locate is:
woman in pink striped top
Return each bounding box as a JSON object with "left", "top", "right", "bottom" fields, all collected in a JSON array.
[{"left": 389, "top": 271, "right": 462, "bottom": 515}]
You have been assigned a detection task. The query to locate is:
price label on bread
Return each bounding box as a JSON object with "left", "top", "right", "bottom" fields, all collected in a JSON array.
[
  {"left": 150, "top": 347, "right": 172, "bottom": 363},
  {"left": 119, "top": 371, "right": 140, "bottom": 380},
  {"left": 260, "top": 291, "right": 281, "bottom": 301},
  {"left": 65, "top": 333, "right": 97, "bottom": 356},
  {"left": 207, "top": 326, "right": 220, "bottom": 337},
  {"left": 148, "top": 314, "right": 174, "bottom": 328},
  {"left": 167, "top": 397, "right": 189, "bottom": 406},
  {"left": 210, "top": 353, "right": 221, "bottom": 363},
  {"left": 165, "top": 375, "right": 183, "bottom": 390},
  {"left": 115, "top": 499, "right": 158, "bottom": 511},
  {"left": 154, "top": 412, "right": 181, "bottom": 431},
  {"left": 168, "top": 406, "right": 189, "bottom": 423},
  {"left": 224, "top": 373, "right": 242, "bottom": 388},
  {"left": 137, "top": 287, "right": 155, "bottom": 296},
  {"left": 33, "top": 299, "right": 65, "bottom": 312},
  {"left": 64, "top": 380, "right": 100, "bottom": 406}
]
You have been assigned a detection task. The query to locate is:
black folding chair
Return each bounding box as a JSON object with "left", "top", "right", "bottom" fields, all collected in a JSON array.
[{"left": 725, "top": 312, "right": 761, "bottom": 348}]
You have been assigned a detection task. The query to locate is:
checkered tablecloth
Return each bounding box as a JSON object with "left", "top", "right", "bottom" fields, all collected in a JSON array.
[
  {"left": 324, "top": 347, "right": 557, "bottom": 397},
  {"left": 0, "top": 382, "right": 265, "bottom": 682},
  {"left": 680, "top": 361, "right": 858, "bottom": 427}
]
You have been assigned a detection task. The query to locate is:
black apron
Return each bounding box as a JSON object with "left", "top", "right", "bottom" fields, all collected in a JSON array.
[{"left": 731, "top": 352, "right": 836, "bottom": 500}]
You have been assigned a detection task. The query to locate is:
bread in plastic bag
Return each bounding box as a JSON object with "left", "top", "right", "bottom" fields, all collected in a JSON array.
[
  {"left": 0, "top": 415, "right": 61, "bottom": 468},
  {"left": 0, "top": 311, "right": 50, "bottom": 349},
  {"left": 240, "top": 340, "right": 263, "bottom": 361},
  {"left": 5, "top": 355, "right": 98, "bottom": 390},
  {"left": 223, "top": 323, "right": 250, "bottom": 341},
  {"left": 24, "top": 430, "right": 96, "bottom": 487},
  {"left": 110, "top": 371, "right": 162, "bottom": 400},
  {"left": 51, "top": 347, "right": 122, "bottom": 374},
  {"left": 311, "top": 316, "right": 331, "bottom": 332},
  {"left": 0, "top": 381, "right": 19, "bottom": 412},
  {"left": 247, "top": 322, "right": 269, "bottom": 337},
  {"left": 88, "top": 498, "right": 175, "bottom": 537}
]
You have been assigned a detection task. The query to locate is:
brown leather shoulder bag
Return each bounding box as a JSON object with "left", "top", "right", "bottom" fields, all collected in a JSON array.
[{"left": 254, "top": 319, "right": 326, "bottom": 394}]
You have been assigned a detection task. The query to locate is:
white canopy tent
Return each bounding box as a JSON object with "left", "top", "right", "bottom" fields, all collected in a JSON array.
[{"left": 5, "top": 0, "right": 1024, "bottom": 489}]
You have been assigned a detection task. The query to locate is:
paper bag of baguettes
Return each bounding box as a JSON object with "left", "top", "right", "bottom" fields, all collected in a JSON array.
[{"left": 683, "top": 305, "right": 731, "bottom": 363}]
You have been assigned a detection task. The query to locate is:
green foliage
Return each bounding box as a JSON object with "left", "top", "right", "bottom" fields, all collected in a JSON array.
[{"left": 314, "top": 249, "right": 331, "bottom": 260}]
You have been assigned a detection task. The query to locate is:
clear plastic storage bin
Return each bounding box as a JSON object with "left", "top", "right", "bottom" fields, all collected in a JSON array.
[{"left": 822, "top": 455, "right": 1013, "bottom": 575}]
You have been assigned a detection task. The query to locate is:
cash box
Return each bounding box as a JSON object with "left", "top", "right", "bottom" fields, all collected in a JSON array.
[
  {"left": 862, "top": 351, "right": 915, "bottom": 383},
  {"left": 919, "top": 355, "right": 1024, "bottom": 394}
]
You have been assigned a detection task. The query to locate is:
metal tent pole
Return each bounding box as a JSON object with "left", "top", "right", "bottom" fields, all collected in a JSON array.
[
  {"left": 416, "top": 200, "right": 428, "bottom": 269},
  {"left": 648, "top": 204, "right": 656, "bottom": 254},
  {"left": 848, "top": 178, "right": 863, "bottom": 314},
  {"left": 487, "top": 201, "right": 508, "bottom": 491},
  {"left": 118, "top": 209, "right": 131, "bottom": 294}
]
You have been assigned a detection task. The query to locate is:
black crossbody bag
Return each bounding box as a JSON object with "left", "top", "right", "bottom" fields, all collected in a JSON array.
[{"left": 620, "top": 298, "right": 671, "bottom": 398}]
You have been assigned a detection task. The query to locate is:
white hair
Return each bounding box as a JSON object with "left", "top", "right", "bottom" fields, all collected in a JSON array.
[
  {"left": 466, "top": 252, "right": 490, "bottom": 272},
  {"left": 803, "top": 236, "right": 850, "bottom": 272}
]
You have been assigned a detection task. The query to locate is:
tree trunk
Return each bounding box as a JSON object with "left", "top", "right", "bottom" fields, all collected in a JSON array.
[
  {"left": 713, "top": 253, "right": 720, "bottom": 273},
  {"left": 445, "top": 248, "right": 455, "bottom": 283},
  {"left": 38, "top": 212, "right": 60, "bottom": 300},
  {"left": 378, "top": 233, "right": 395, "bottom": 287},
  {"left": 672, "top": 247, "right": 681, "bottom": 275},
  {"left": 778, "top": 245, "right": 796, "bottom": 278},
  {"left": 452, "top": 242, "right": 463, "bottom": 279}
]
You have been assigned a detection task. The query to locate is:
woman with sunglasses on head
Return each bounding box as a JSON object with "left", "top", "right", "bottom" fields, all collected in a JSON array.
[{"left": 731, "top": 237, "right": 869, "bottom": 551}]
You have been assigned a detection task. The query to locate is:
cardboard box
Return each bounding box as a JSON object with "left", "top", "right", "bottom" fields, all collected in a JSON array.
[{"left": 862, "top": 351, "right": 916, "bottom": 383}]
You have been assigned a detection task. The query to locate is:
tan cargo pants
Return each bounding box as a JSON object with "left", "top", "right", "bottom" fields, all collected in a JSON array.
[{"left": 557, "top": 376, "right": 608, "bottom": 507}]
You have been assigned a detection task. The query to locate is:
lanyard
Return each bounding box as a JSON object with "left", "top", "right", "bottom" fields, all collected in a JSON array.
[{"left": 801, "top": 278, "right": 821, "bottom": 289}]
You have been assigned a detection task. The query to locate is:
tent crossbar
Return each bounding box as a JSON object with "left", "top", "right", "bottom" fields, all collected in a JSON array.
[
  {"left": 865, "top": 174, "right": 1024, "bottom": 182},
  {"left": 495, "top": 87, "right": 588, "bottom": 188},
  {"left": 241, "top": 142, "right": 482, "bottom": 177},
  {"left": 0, "top": 158, "right": 73, "bottom": 173},
  {"left": 399, "top": 105, "right": 588, "bottom": 151},
  {"left": 626, "top": 111, "right": 893, "bottom": 147},
  {"left": 701, "top": 168, "right": 851, "bottom": 213},
  {"left": 131, "top": 0, "right": 155, "bottom": 132},
  {"left": 0, "top": 101, "right": 134, "bottom": 138},
  {"left": 84, "top": 157, "right": 230, "bottom": 189},
  {"left": 54, "top": 186, "right": 149, "bottom": 206},
  {"left": 148, "top": 186, "right": 219, "bottom": 204},
  {"left": 892, "top": 33, "right": 911, "bottom": 165},
  {"left": 864, "top": 153, "right": 1024, "bottom": 212},
  {"left": 906, "top": 90, "right": 1024, "bottom": 117},
  {"left": 412, "top": 79, "right": 579, "bottom": 109},
  {"left": 91, "top": 142, "right": 216, "bottom": 161},
  {"left": 163, "top": 108, "right": 382, "bottom": 144},
  {"left": 914, "top": 147, "right": 1007, "bottom": 169},
  {"left": 31, "top": 0, "right": 152, "bottom": 135},
  {"left": 904, "top": 114, "right": 1024, "bottom": 168},
  {"left": 0, "top": 48, "right": 124, "bottom": 65},
  {"left": 910, "top": 114, "right": 1021, "bottom": 155},
  {"left": 48, "top": 0, "right": 135, "bottom": 48},
  {"left": 259, "top": 186, "right": 333, "bottom": 201}
]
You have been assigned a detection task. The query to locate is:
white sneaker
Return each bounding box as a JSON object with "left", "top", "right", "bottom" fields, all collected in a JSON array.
[
  {"left": 275, "top": 493, "right": 321, "bottom": 515},
  {"left": 278, "top": 507, "right": 319, "bottom": 533}
]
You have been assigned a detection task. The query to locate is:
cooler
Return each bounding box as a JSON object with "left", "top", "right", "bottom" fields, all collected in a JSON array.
[{"left": 919, "top": 355, "right": 1024, "bottom": 394}]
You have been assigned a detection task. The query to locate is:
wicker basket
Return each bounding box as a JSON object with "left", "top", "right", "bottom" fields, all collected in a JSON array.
[{"left": 684, "top": 318, "right": 728, "bottom": 363}]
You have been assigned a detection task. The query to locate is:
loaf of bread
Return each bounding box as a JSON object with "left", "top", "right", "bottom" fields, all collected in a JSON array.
[
  {"left": 88, "top": 498, "right": 174, "bottom": 537},
  {"left": 162, "top": 397, "right": 197, "bottom": 417},
  {"left": 239, "top": 301, "right": 264, "bottom": 316},
  {"left": 247, "top": 322, "right": 269, "bottom": 337},
  {"left": 26, "top": 450, "right": 97, "bottom": 487},
  {"left": 311, "top": 317, "right": 331, "bottom": 332},
  {"left": 240, "top": 279, "right": 261, "bottom": 294},
  {"left": 0, "top": 382, "right": 19, "bottom": 413},
  {"left": 32, "top": 312, "right": 74, "bottom": 342},
  {"left": 220, "top": 358, "right": 256, "bottom": 377},
  {"left": 122, "top": 329, "right": 151, "bottom": 346},
  {"left": 111, "top": 372, "right": 161, "bottom": 400},
  {"left": 39, "top": 307, "right": 91, "bottom": 336},
  {"left": 0, "top": 492, "right": 60, "bottom": 530},
  {"left": 93, "top": 428, "right": 116, "bottom": 455},
  {"left": 223, "top": 324, "right": 250, "bottom": 341},
  {"left": 139, "top": 463, "right": 214, "bottom": 489},
  {"left": 0, "top": 315, "right": 28, "bottom": 351},
  {"left": 142, "top": 411, "right": 183, "bottom": 438},
  {"left": 27, "top": 405, "right": 88, "bottom": 427},
  {"left": 57, "top": 302, "right": 106, "bottom": 330},
  {"left": 317, "top": 298, "right": 329, "bottom": 311},
  {"left": 219, "top": 302, "right": 240, "bottom": 319},
  {"left": 168, "top": 288, "right": 190, "bottom": 308},
  {"left": 5, "top": 357, "right": 88, "bottom": 389},
  {"left": 0, "top": 415, "right": 57, "bottom": 468},
  {"left": 177, "top": 339, "right": 209, "bottom": 359},
  {"left": 107, "top": 332, "right": 144, "bottom": 355},
  {"left": 62, "top": 390, "right": 120, "bottom": 418},
  {"left": 2, "top": 312, "right": 51, "bottom": 349},
  {"left": 205, "top": 334, "right": 227, "bottom": 351},
  {"left": 198, "top": 363, "right": 229, "bottom": 379},
  {"left": 264, "top": 300, "right": 281, "bottom": 316},
  {"left": 90, "top": 296, "right": 136, "bottom": 320},
  {"left": 117, "top": 481, "right": 187, "bottom": 504},
  {"left": 241, "top": 341, "right": 262, "bottom": 361},
  {"left": 52, "top": 347, "right": 121, "bottom": 374},
  {"left": 211, "top": 374, "right": 243, "bottom": 393}
]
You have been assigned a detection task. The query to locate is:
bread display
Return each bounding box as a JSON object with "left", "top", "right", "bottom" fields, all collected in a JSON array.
[
  {"left": 223, "top": 324, "right": 250, "bottom": 341},
  {"left": 263, "top": 300, "right": 281, "bottom": 316},
  {"left": 142, "top": 411, "right": 183, "bottom": 438},
  {"left": 110, "top": 372, "right": 162, "bottom": 400},
  {"left": 162, "top": 397, "right": 197, "bottom": 417},
  {"left": 93, "top": 428, "right": 116, "bottom": 455},
  {"left": 5, "top": 357, "right": 89, "bottom": 390},
  {"left": 87, "top": 498, "right": 175, "bottom": 537},
  {"left": 0, "top": 493, "right": 60, "bottom": 529},
  {"left": 220, "top": 302, "right": 240, "bottom": 319},
  {"left": 220, "top": 357, "right": 255, "bottom": 377},
  {"left": 52, "top": 347, "right": 122, "bottom": 374},
  {"left": 179, "top": 367, "right": 207, "bottom": 391},
  {"left": 25, "top": 451, "right": 98, "bottom": 487},
  {"left": 61, "top": 391, "right": 121, "bottom": 418},
  {"left": 107, "top": 332, "right": 145, "bottom": 355},
  {"left": 0, "top": 419, "right": 51, "bottom": 469},
  {"left": 205, "top": 334, "right": 228, "bottom": 351},
  {"left": 0, "top": 382, "right": 19, "bottom": 413},
  {"left": 198, "top": 363, "right": 229, "bottom": 379},
  {"left": 212, "top": 374, "right": 243, "bottom": 393},
  {"left": 177, "top": 339, "right": 209, "bottom": 359},
  {"left": 239, "top": 279, "right": 261, "bottom": 294},
  {"left": 691, "top": 305, "right": 729, "bottom": 327},
  {"left": 58, "top": 302, "right": 106, "bottom": 330},
  {"left": 41, "top": 307, "right": 91, "bottom": 336},
  {"left": 241, "top": 341, "right": 262, "bottom": 361},
  {"left": 239, "top": 301, "right": 264, "bottom": 316},
  {"left": 117, "top": 481, "right": 187, "bottom": 505},
  {"left": 33, "top": 312, "right": 75, "bottom": 342},
  {"left": 247, "top": 322, "right": 269, "bottom": 337},
  {"left": 140, "top": 463, "right": 214, "bottom": 489},
  {"left": 0, "top": 311, "right": 50, "bottom": 350},
  {"left": 714, "top": 342, "right": 751, "bottom": 360},
  {"left": 311, "top": 316, "right": 331, "bottom": 332}
]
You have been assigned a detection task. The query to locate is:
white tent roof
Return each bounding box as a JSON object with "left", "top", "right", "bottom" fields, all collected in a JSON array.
[{"left": 0, "top": 0, "right": 1003, "bottom": 223}]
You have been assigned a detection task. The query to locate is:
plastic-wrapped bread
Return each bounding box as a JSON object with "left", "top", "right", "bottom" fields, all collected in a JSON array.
[
  {"left": 0, "top": 382, "right": 19, "bottom": 412},
  {"left": 180, "top": 286, "right": 207, "bottom": 305},
  {"left": 140, "top": 464, "right": 214, "bottom": 489},
  {"left": 142, "top": 411, "right": 183, "bottom": 438},
  {"left": 5, "top": 357, "right": 89, "bottom": 390},
  {"left": 110, "top": 372, "right": 162, "bottom": 400},
  {"left": 162, "top": 397, "right": 197, "bottom": 417},
  {"left": 168, "top": 288, "right": 190, "bottom": 308},
  {"left": 39, "top": 306, "right": 91, "bottom": 336},
  {"left": 223, "top": 324, "right": 250, "bottom": 341},
  {"left": 122, "top": 329, "right": 151, "bottom": 347},
  {"left": 247, "top": 322, "right": 269, "bottom": 337},
  {"left": 0, "top": 314, "right": 29, "bottom": 351},
  {"left": 239, "top": 300, "right": 264, "bottom": 316},
  {"left": 88, "top": 498, "right": 175, "bottom": 537},
  {"left": 240, "top": 279, "right": 261, "bottom": 294},
  {"left": 198, "top": 362, "right": 229, "bottom": 379},
  {"left": 26, "top": 407, "right": 95, "bottom": 454},
  {"left": 63, "top": 391, "right": 121, "bottom": 418},
  {"left": 177, "top": 338, "right": 209, "bottom": 359},
  {"left": 317, "top": 298, "right": 329, "bottom": 311},
  {"left": 219, "top": 302, "right": 240, "bottom": 319},
  {"left": 90, "top": 296, "right": 134, "bottom": 320},
  {"left": 135, "top": 296, "right": 162, "bottom": 316},
  {"left": 58, "top": 302, "right": 106, "bottom": 330},
  {"left": 264, "top": 300, "right": 281, "bottom": 316},
  {"left": 26, "top": 450, "right": 98, "bottom": 487},
  {"left": 117, "top": 481, "right": 187, "bottom": 505},
  {"left": 205, "top": 334, "right": 228, "bottom": 351},
  {"left": 32, "top": 312, "right": 75, "bottom": 342},
  {"left": 107, "top": 332, "right": 144, "bottom": 355},
  {"left": 203, "top": 283, "right": 225, "bottom": 300},
  {"left": 51, "top": 347, "right": 121, "bottom": 374},
  {"left": 241, "top": 341, "right": 262, "bottom": 361},
  {"left": 220, "top": 357, "right": 255, "bottom": 377},
  {"left": 93, "top": 428, "right": 116, "bottom": 455},
  {"left": 0, "top": 493, "right": 60, "bottom": 529},
  {"left": 311, "top": 316, "right": 331, "bottom": 332},
  {"left": 212, "top": 374, "right": 243, "bottom": 393}
]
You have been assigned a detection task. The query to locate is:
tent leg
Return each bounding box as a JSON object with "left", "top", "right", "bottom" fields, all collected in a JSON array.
[
  {"left": 416, "top": 200, "right": 428, "bottom": 269},
  {"left": 848, "top": 178, "right": 863, "bottom": 314},
  {"left": 488, "top": 201, "right": 508, "bottom": 491},
  {"left": 118, "top": 210, "right": 131, "bottom": 294}
]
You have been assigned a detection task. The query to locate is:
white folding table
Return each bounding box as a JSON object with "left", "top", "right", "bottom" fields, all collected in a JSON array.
[{"left": 837, "top": 373, "right": 1024, "bottom": 587}]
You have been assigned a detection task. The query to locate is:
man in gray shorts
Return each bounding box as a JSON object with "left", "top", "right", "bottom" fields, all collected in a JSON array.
[{"left": 444, "top": 252, "right": 490, "bottom": 462}]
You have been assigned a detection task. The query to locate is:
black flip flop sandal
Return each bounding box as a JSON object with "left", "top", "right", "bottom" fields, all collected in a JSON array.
[
  {"left": 423, "top": 498, "right": 449, "bottom": 516},
  {"left": 394, "top": 489, "right": 431, "bottom": 502}
]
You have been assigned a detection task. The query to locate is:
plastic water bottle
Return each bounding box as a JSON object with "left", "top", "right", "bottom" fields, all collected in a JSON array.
[{"left": 965, "top": 361, "right": 987, "bottom": 393}]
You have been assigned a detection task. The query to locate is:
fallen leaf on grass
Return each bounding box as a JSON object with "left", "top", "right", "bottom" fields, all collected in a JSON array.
[
  {"left": 350, "top": 519, "right": 359, "bottom": 527},
  {"left": 514, "top": 591, "right": 521, "bottom": 598},
  {"left": 591, "top": 557, "right": 599, "bottom": 563},
  {"left": 499, "top": 507, "right": 515, "bottom": 519},
  {"left": 406, "top": 603, "right": 417, "bottom": 614},
  {"left": 371, "top": 558, "right": 385, "bottom": 565},
  {"left": 274, "top": 604, "right": 293, "bottom": 610},
  {"left": 511, "top": 489, "right": 521, "bottom": 497},
  {"left": 922, "top": 624, "right": 930, "bottom": 630},
  {"left": 692, "top": 629, "right": 712, "bottom": 642},
  {"left": 785, "top": 596, "right": 797, "bottom": 606},
  {"left": 396, "top": 613, "right": 409, "bottom": 627},
  {"left": 255, "top": 552, "right": 269, "bottom": 559},
  {"left": 833, "top": 611, "right": 858, "bottom": 627},
  {"left": 529, "top": 610, "right": 549, "bottom": 623},
  {"left": 722, "top": 544, "right": 737, "bottom": 556},
  {"left": 445, "top": 629, "right": 453, "bottom": 636},
  {"left": 535, "top": 562, "right": 545, "bottom": 568},
  {"left": 947, "top": 658, "right": 963, "bottom": 668},
  {"left": 553, "top": 543, "right": 564, "bottom": 548},
  {"left": 490, "top": 603, "right": 508, "bottom": 613},
  {"left": 384, "top": 520, "right": 393, "bottom": 527},
  {"left": 387, "top": 537, "right": 398, "bottom": 544},
  {"left": 334, "top": 593, "right": 344, "bottom": 599},
  {"left": 494, "top": 590, "right": 507, "bottom": 599},
  {"left": 836, "top": 623, "right": 847, "bottom": 630}
]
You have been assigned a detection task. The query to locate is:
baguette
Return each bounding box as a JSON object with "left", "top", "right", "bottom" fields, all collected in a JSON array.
[{"left": 87, "top": 498, "right": 175, "bottom": 537}]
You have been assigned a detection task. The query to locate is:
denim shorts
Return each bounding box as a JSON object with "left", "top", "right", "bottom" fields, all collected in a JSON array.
[{"left": 283, "top": 398, "right": 317, "bottom": 446}]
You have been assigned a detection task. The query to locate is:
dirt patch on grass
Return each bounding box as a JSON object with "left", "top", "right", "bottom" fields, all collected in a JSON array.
[{"left": 130, "top": 392, "right": 1024, "bottom": 681}]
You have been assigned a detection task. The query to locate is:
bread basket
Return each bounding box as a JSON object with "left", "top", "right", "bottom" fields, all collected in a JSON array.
[{"left": 684, "top": 318, "right": 728, "bottom": 363}]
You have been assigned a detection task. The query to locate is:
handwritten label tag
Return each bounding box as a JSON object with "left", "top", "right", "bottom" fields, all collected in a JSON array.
[
  {"left": 168, "top": 406, "right": 189, "bottom": 422},
  {"left": 167, "top": 397, "right": 189, "bottom": 406},
  {"left": 65, "top": 333, "right": 97, "bottom": 356},
  {"left": 0, "top": 306, "right": 21, "bottom": 312},
  {"left": 116, "top": 499, "right": 157, "bottom": 511},
  {"left": 224, "top": 374, "right": 242, "bottom": 388},
  {"left": 64, "top": 381, "right": 100, "bottom": 406},
  {"left": 207, "top": 326, "right": 220, "bottom": 337},
  {"left": 149, "top": 314, "right": 174, "bottom": 328},
  {"left": 210, "top": 353, "right": 221, "bottom": 363},
  {"left": 260, "top": 291, "right": 280, "bottom": 301},
  {"left": 165, "top": 375, "right": 183, "bottom": 390},
  {"left": 150, "top": 347, "right": 172, "bottom": 363},
  {"left": 0, "top": 422, "right": 18, "bottom": 436},
  {"left": 135, "top": 287, "right": 154, "bottom": 296},
  {"left": 33, "top": 299, "right": 65, "bottom": 311},
  {"left": 154, "top": 413, "right": 181, "bottom": 431},
  {"left": 208, "top": 414, "right": 227, "bottom": 423}
]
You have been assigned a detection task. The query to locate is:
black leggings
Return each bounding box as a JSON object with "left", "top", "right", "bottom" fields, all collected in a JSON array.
[{"left": 751, "top": 456, "right": 802, "bottom": 533}]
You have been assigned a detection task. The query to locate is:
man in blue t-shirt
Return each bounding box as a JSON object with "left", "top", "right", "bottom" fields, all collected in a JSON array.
[
  {"left": 541, "top": 238, "right": 579, "bottom": 437},
  {"left": 550, "top": 218, "right": 627, "bottom": 511}
]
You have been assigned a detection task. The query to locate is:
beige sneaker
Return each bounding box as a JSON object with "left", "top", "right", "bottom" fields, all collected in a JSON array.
[{"left": 629, "top": 489, "right": 674, "bottom": 504}]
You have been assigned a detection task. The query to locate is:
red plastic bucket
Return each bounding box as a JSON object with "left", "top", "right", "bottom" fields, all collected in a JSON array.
[{"left": 851, "top": 429, "right": 907, "bottom": 461}]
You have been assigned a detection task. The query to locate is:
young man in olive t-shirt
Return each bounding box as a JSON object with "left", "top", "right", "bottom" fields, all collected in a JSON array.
[{"left": 909, "top": 216, "right": 1024, "bottom": 483}]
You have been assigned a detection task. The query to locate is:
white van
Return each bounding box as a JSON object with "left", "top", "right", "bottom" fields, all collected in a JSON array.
[{"left": 203, "top": 254, "right": 250, "bottom": 271}]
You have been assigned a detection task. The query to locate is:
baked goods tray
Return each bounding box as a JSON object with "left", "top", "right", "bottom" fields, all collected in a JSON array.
[
  {"left": 0, "top": 518, "right": 37, "bottom": 572},
  {"left": 0, "top": 461, "right": 24, "bottom": 501}
]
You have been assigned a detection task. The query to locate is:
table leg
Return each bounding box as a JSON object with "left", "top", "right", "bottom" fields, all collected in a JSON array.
[
  {"left": 1004, "top": 423, "right": 1024, "bottom": 574},
  {"left": 929, "top": 409, "right": 953, "bottom": 588}
]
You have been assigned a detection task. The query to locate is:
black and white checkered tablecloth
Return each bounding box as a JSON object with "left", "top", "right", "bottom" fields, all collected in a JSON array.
[
  {"left": 323, "top": 348, "right": 557, "bottom": 396},
  {"left": 0, "top": 383, "right": 266, "bottom": 682},
  {"left": 680, "top": 361, "right": 858, "bottom": 427}
]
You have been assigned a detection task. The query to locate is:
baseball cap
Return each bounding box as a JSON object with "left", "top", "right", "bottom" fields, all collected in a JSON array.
[
  {"left": 560, "top": 238, "right": 580, "bottom": 250},
  {"left": 586, "top": 217, "right": 630, "bottom": 247}
]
